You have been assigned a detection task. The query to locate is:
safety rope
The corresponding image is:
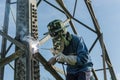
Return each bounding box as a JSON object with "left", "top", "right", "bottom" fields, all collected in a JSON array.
[{"left": 62, "top": 63, "right": 66, "bottom": 78}]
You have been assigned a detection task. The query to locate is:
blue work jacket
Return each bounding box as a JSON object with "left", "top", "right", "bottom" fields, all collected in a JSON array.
[{"left": 62, "top": 34, "right": 93, "bottom": 74}]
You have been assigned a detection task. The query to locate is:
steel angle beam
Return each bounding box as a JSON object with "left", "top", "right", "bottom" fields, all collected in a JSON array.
[
  {"left": 56, "top": 0, "right": 77, "bottom": 34},
  {"left": 55, "top": 0, "right": 96, "bottom": 34},
  {"left": 0, "top": 30, "right": 26, "bottom": 51},
  {"left": 0, "top": 50, "right": 24, "bottom": 68},
  {"left": 84, "top": 0, "right": 117, "bottom": 80},
  {"left": 37, "top": 0, "right": 42, "bottom": 7},
  {"left": 34, "top": 52, "right": 63, "bottom": 80},
  {"left": 0, "top": 0, "right": 11, "bottom": 80},
  {"left": 39, "top": 34, "right": 51, "bottom": 46}
]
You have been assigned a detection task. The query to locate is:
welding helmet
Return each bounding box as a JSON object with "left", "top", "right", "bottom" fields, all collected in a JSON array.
[
  {"left": 47, "top": 19, "right": 71, "bottom": 52},
  {"left": 47, "top": 19, "right": 67, "bottom": 37}
]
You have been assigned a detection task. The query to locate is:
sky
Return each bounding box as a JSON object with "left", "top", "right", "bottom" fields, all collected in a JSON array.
[{"left": 0, "top": 0, "right": 120, "bottom": 80}]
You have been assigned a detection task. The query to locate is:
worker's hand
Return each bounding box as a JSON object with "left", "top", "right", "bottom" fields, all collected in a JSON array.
[
  {"left": 56, "top": 52, "right": 65, "bottom": 63},
  {"left": 56, "top": 52, "right": 77, "bottom": 65},
  {"left": 48, "top": 57, "right": 57, "bottom": 65}
]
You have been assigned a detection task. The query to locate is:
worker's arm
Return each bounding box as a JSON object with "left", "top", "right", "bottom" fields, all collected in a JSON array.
[
  {"left": 75, "top": 37, "right": 90, "bottom": 65},
  {"left": 48, "top": 52, "right": 77, "bottom": 65}
]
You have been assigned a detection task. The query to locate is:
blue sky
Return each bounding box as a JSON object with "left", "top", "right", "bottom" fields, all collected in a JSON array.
[{"left": 0, "top": 0, "right": 120, "bottom": 80}]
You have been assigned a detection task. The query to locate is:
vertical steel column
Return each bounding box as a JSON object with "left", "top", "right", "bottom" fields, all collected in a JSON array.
[
  {"left": 0, "top": 0, "right": 11, "bottom": 80},
  {"left": 15, "top": 0, "right": 39, "bottom": 80},
  {"left": 84, "top": 0, "right": 117, "bottom": 80}
]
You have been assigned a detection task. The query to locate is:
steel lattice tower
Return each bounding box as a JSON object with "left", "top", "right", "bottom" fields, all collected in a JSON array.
[{"left": 0, "top": 0, "right": 117, "bottom": 80}]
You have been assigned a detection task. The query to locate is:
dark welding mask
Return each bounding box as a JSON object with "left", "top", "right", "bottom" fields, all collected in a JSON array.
[
  {"left": 47, "top": 19, "right": 67, "bottom": 52},
  {"left": 47, "top": 19, "right": 67, "bottom": 38},
  {"left": 46, "top": 19, "right": 71, "bottom": 52}
]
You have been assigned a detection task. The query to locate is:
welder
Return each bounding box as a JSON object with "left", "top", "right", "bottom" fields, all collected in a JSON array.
[{"left": 47, "top": 19, "right": 93, "bottom": 80}]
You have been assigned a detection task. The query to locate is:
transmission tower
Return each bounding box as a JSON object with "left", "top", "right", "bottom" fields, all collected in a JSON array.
[{"left": 0, "top": 0, "right": 117, "bottom": 80}]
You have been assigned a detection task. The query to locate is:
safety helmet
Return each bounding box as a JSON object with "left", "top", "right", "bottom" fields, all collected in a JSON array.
[{"left": 47, "top": 19, "right": 67, "bottom": 37}]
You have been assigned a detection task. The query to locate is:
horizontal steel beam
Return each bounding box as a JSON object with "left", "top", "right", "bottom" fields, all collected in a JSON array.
[{"left": 95, "top": 68, "right": 109, "bottom": 72}]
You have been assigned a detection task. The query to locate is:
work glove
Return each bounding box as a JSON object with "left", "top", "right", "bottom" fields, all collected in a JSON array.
[
  {"left": 56, "top": 52, "right": 77, "bottom": 65},
  {"left": 48, "top": 49, "right": 61, "bottom": 65}
]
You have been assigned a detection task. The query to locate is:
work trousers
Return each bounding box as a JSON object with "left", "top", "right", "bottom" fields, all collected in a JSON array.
[{"left": 66, "top": 71, "right": 91, "bottom": 80}]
